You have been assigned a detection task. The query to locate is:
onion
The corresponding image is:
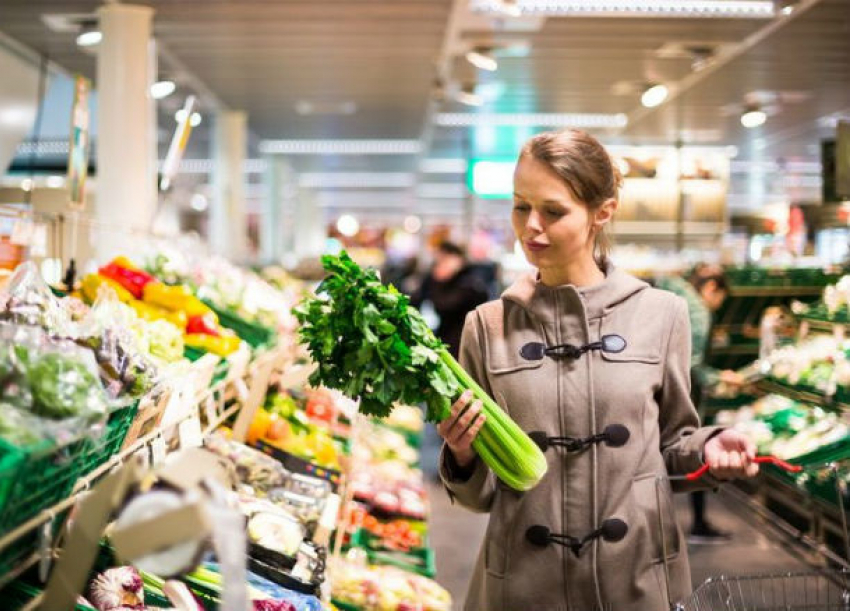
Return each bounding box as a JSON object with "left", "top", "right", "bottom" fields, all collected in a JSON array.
[{"left": 87, "top": 566, "right": 144, "bottom": 611}]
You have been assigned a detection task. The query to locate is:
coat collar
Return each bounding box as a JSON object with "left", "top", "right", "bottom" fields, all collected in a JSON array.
[{"left": 501, "top": 261, "right": 648, "bottom": 321}]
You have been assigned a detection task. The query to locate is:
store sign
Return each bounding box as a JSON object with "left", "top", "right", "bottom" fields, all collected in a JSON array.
[
  {"left": 67, "top": 75, "right": 91, "bottom": 210},
  {"left": 468, "top": 159, "right": 516, "bottom": 199}
]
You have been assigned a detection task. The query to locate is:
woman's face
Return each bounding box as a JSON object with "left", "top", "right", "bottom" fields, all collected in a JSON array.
[{"left": 511, "top": 154, "right": 596, "bottom": 270}]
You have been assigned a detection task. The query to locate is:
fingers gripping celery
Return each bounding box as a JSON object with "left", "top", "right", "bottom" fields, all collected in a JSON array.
[{"left": 295, "top": 252, "right": 547, "bottom": 492}]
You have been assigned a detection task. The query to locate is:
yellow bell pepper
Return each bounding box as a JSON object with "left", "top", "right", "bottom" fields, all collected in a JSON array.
[
  {"left": 184, "top": 333, "right": 241, "bottom": 356},
  {"left": 81, "top": 273, "right": 134, "bottom": 305},
  {"left": 112, "top": 255, "right": 140, "bottom": 270},
  {"left": 142, "top": 283, "right": 217, "bottom": 320},
  {"left": 128, "top": 299, "right": 188, "bottom": 330}
]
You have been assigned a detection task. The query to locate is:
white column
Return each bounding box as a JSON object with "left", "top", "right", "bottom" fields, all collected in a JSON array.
[
  {"left": 293, "top": 189, "right": 325, "bottom": 261},
  {"left": 261, "top": 155, "right": 296, "bottom": 263},
  {"left": 210, "top": 110, "right": 248, "bottom": 260},
  {"left": 95, "top": 3, "right": 156, "bottom": 261}
]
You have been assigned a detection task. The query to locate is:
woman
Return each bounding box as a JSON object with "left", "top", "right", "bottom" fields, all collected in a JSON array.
[{"left": 437, "top": 129, "right": 758, "bottom": 611}]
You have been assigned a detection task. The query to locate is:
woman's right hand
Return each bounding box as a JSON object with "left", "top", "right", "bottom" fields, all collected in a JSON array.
[{"left": 437, "top": 390, "right": 486, "bottom": 469}]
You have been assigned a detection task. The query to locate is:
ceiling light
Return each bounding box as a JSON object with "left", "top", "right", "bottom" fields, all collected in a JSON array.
[
  {"left": 403, "top": 215, "right": 422, "bottom": 233},
  {"left": 259, "top": 139, "right": 423, "bottom": 155},
  {"left": 434, "top": 112, "right": 628, "bottom": 129},
  {"left": 190, "top": 193, "right": 208, "bottom": 211},
  {"left": 175, "top": 109, "right": 202, "bottom": 127},
  {"left": 46, "top": 176, "right": 65, "bottom": 188},
  {"left": 336, "top": 215, "right": 360, "bottom": 237},
  {"left": 466, "top": 48, "right": 498, "bottom": 72},
  {"left": 76, "top": 21, "right": 102, "bottom": 47},
  {"left": 416, "top": 183, "right": 468, "bottom": 199},
  {"left": 641, "top": 84, "right": 668, "bottom": 108},
  {"left": 456, "top": 84, "right": 484, "bottom": 107},
  {"left": 420, "top": 158, "right": 468, "bottom": 173},
  {"left": 295, "top": 100, "right": 358, "bottom": 116},
  {"left": 470, "top": 0, "right": 775, "bottom": 18},
  {"left": 20, "top": 178, "right": 33, "bottom": 192},
  {"left": 0, "top": 107, "right": 33, "bottom": 127},
  {"left": 741, "top": 108, "right": 767, "bottom": 128},
  {"left": 151, "top": 80, "right": 176, "bottom": 100},
  {"left": 299, "top": 172, "right": 415, "bottom": 189}
]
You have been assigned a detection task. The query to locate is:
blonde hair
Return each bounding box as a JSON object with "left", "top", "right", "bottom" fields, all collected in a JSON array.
[{"left": 520, "top": 129, "right": 623, "bottom": 268}]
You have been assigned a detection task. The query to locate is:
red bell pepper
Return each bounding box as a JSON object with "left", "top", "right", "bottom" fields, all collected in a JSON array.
[
  {"left": 186, "top": 314, "right": 220, "bottom": 336},
  {"left": 98, "top": 262, "right": 156, "bottom": 300}
]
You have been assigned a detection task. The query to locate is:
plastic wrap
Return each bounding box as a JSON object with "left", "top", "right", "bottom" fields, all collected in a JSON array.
[
  {"left": 76, "top": 286, "right": 161, "bottom": 402},
  {"left": 0, "top": 262, "right": 73, "bottom": 335},
  {"left": 0, "top": 325, "right": 108, "bottom": 446}
]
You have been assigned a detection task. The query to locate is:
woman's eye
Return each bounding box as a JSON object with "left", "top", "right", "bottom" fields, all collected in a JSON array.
[
  {"left": 545, "top": 208, "right": 565, "bottom": 217},
  {"left": 513, "top": 203, "right": 530, "bottom": 212}
]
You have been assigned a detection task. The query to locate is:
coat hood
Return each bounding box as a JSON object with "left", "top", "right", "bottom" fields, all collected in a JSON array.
[{"left": 501, "top": 261, "right": 649, "bottom": 321}]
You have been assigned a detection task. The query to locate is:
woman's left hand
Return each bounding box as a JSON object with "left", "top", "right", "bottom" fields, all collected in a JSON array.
[{"left": 703, "top": 429, "right": 760, "bottom": 480}]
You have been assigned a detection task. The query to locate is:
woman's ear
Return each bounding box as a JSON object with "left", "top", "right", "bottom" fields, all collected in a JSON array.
[{"left": 594, "top": 198, "right": 618, "bottom": 229}]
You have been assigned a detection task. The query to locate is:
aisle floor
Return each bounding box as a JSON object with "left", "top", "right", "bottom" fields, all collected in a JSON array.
[{"left": 424, "top": 477, "right": 818, "bottom": 610}]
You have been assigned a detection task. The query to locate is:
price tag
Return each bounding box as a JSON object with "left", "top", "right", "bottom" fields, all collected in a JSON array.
[
  {"left": 178, "top": 414, "right": 203, "bottom": 449},
  {"left": 151, "top": 435, "right": 167, "bottom": 466},
  {"left": 134, "top": 446, "right": 151, "bottom": 469},
  {"left": 834, "top": 324, "right": 846, "bottom": 344}
]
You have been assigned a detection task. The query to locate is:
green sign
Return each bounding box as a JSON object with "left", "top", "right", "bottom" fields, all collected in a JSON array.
[{"left": 467, "top": 158, "right": 516, "bottom": 199}]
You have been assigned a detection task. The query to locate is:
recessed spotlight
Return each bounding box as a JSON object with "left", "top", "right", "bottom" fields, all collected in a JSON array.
[
  {"left": 641, "top": 84, "right": 668, "bottom": 108},
  {"left": 46, "top": 176, "right": 65, "bottom": 188},
  {"left": 741, "top": 108, "right": 767, "bottom": 128},
  {"left": 76, "top": 21, "right": 102, "bottom": 47},
  {"left": 403, "top": 215, "right": 422, "bottom": 234},
  {"left": 151, "top": 80, "right": 176, "bottom": 100},
  {"left": 465, "top": 48, "right": 498, "bottom": 72},
  {"left": 20, "top": 178, "right": 33, "bottom": 192},
  {"left": 175, "top": 109, "right": 202, "bottom": 127}
]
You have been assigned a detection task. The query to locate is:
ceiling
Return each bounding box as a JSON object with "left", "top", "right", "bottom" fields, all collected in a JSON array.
[{"left": 1, "top": 0, "right": 849, "bottom": 218}]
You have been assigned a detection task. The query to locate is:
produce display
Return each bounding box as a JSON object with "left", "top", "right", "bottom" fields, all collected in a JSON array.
[
  {"left": 296, "top": 252, "right": 547, "bottom": 492},
  {"left": 800, "top": 275, "right": 850, "bottom": 322},
  {"left": 0, "top": 251, "right": 452, "bottom": 611}
]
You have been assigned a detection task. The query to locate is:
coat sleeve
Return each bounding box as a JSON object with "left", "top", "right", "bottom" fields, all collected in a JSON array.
[
  {"left": 438, "top": 309, "right": 498, "bottom": 512},
  {"left": 658, "top": 296, "right": 725, "bottom": 492}
]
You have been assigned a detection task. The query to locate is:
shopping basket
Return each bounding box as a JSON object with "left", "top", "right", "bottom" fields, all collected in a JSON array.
[
  {"left": 663, "top": 455, "right": 850, "bottom": 610},
  {"left": 674, "top": 571, "right": 850, "bottom": 610}
]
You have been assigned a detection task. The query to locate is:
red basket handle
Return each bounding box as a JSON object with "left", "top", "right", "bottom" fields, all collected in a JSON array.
[{"left": 685, "top": 455, "right": 803, "bottom": 482}]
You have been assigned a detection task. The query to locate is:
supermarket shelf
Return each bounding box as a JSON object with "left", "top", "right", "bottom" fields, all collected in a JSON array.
[
  {"left": 710, "top": 344, "right": 760, "bottom": 355},
  {"left": 798, "top": 317, "right": 850, "bottom": 335},
  {"left": 0, "top": 345, "right": 290, "bottom": 575},
  {"left": 756, "top": 378, "right": 850, "bottom": 411},
  {"left": 729, "top": 287, "right": 827, "bottom": 298}
]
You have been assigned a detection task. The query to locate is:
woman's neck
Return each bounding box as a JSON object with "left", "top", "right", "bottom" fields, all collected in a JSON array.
[{"left": 538, "top": 255, "right": 605, "bottom": 288}]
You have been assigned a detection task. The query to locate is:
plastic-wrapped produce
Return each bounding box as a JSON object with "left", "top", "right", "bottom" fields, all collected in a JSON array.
[
  {"left": 0, "top": 262, "right": 73, "bottom": 333},
  {"left": 205, "top": 431, "right": 289, "bottom": 492}
]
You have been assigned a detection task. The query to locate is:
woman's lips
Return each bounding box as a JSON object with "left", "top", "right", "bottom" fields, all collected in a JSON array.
[{"left": 524, "top": 241, "right": 549, "bottom": 252}]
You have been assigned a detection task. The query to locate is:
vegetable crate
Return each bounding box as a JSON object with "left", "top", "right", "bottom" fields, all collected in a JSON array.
[
  {"left": 184, "top": 347, "right": 230, "bottom": 385},
  {"left": 253, "top": 439, "right": 343, "bottom": 491},
  {"left": 4, "top": 580, "right": 96, "bottom": 611},
  {"left": 204, "top": 302, "right": 277, "bottom": 349},
  {"left": 77, "top": 402, "right": 140, "bottom": 476},
  {"left": 0, "top": 436, "right": 89, "bottom": 535},
  {"left": 349, "top": 530, "right": 436, "bottom": 578}
]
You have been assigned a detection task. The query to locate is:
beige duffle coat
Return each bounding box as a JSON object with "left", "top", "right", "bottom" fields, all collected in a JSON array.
[{"left": 440, "top": 264, "right": 722, "bottom": 611}]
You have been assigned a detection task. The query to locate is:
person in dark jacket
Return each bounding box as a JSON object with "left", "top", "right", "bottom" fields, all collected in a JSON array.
[{"left": 412, "top": 241, "right": 489, "bottom": 357}]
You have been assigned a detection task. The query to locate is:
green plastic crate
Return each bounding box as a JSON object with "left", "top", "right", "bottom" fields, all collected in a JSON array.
[
  {"left": 332, "top": 599, "right": 363, "bottom": 611},
  {"left": 349, "top": 530, "right": 436, "bottom": 578},
  {"left": 203, "top": 301, "right": 276, "bottom": 349},
  {"left": 183, "top": 347, "right": 229, "bottom": 385},
  {"left": 77, "top": 402, "right": 140, "bottom": 476},
  {"left": 0, "top": 436, "right": 88, "bottom": 535},
  {"left": 2, "top": 580, "right": 96, "bottom": 611}
]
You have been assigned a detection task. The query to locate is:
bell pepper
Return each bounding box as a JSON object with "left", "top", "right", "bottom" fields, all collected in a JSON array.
[
  {"left": 99, "top": 261, "right": 156, "bottom": 299},
  {"left": 186, "top": 314, "right": 220, "bottom": 336},
  {"left": 128, "top": 299, "right": 188, "bottom": 330},
  {"left": 81, "top": 273, "right": 134, "bottom": 304},
  {"left": 183, "top": 333, "right": 241, "bottom": 356},
  {"left": 142, "top": 283, "right": 216, "bottom": 320}
]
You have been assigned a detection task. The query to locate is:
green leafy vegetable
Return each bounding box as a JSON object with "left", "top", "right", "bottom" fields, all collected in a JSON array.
[
  {"left": 29, "top": 353, "right": 107, "bottom": 419},
  {"left": 295, "top": 251, "right": 547, "bottom": 491}
]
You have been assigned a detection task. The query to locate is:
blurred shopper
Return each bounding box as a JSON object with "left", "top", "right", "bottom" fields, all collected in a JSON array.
[
  {"left": 436, "top": 129, "right": 758, "bottom": 611},
  {"left": 657, "top": 270, "right": 744, "bottom": 543},
  {"left": 412, "top": 241, "right": 489, "bottom": 357}
]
